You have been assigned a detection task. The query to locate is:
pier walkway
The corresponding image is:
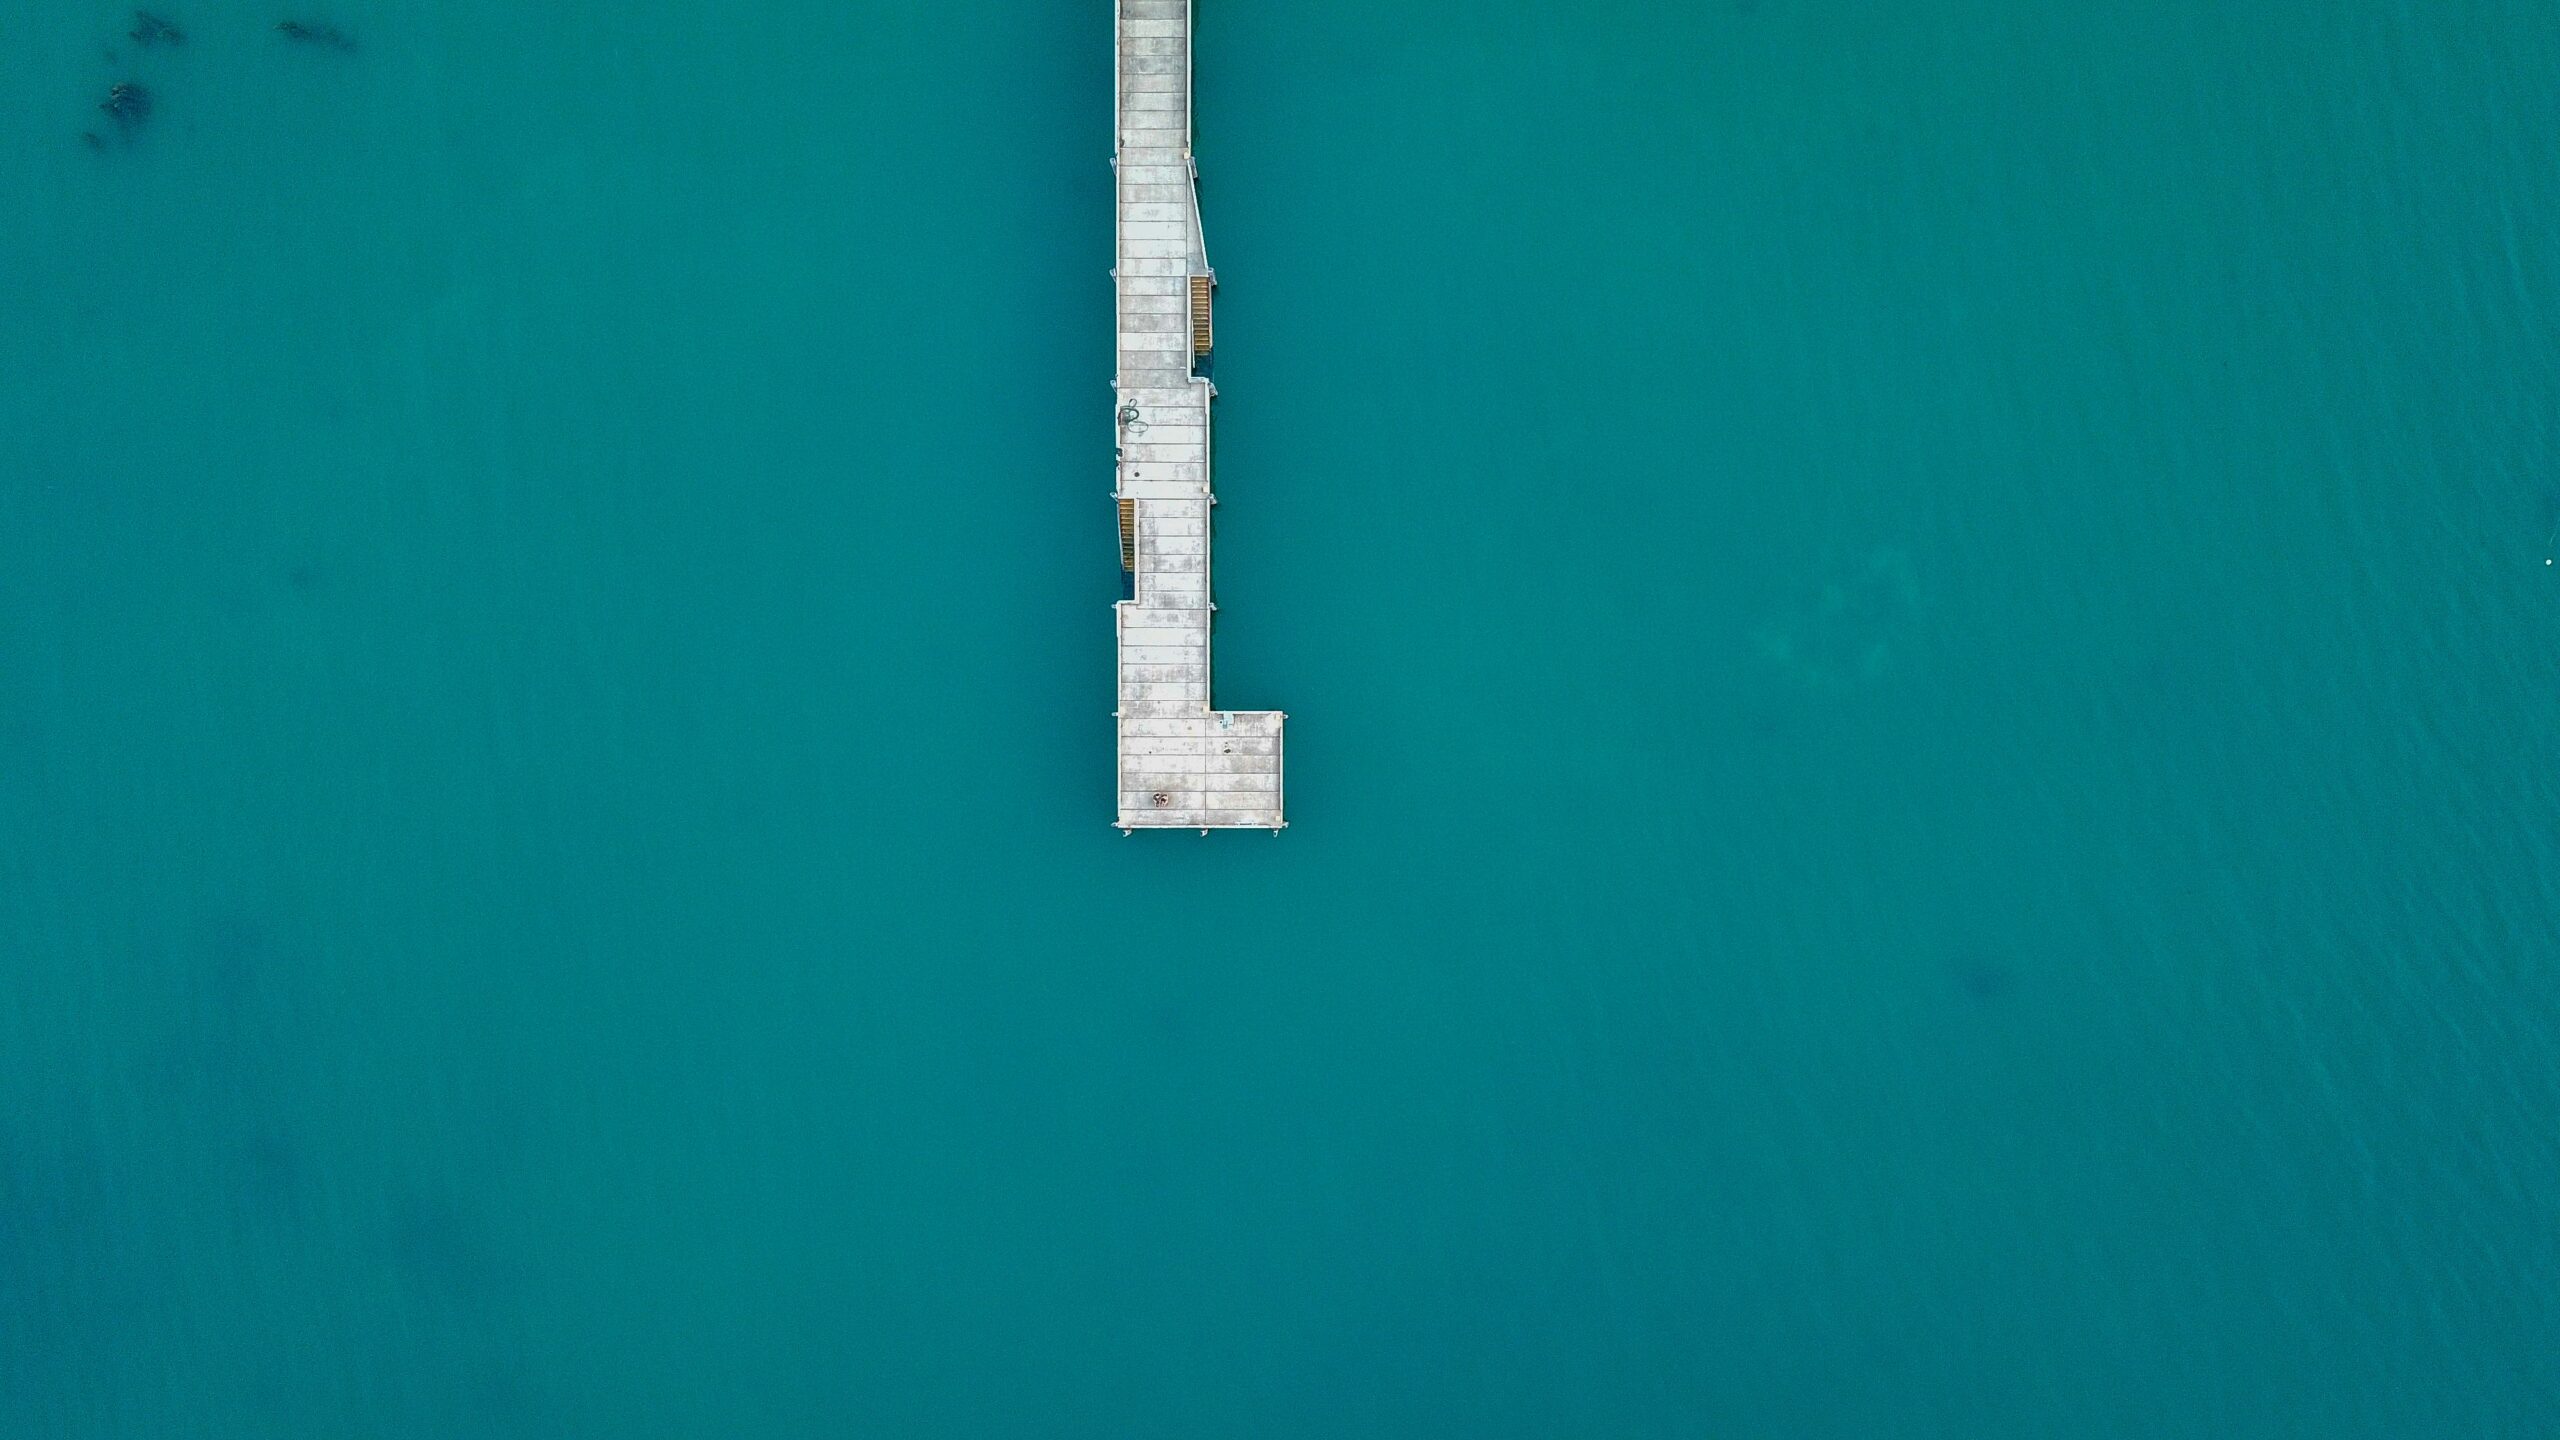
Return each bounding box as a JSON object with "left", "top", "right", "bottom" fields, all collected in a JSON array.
[{"left": 1113, "top": 0, "right": 1285, "bottom": 831}]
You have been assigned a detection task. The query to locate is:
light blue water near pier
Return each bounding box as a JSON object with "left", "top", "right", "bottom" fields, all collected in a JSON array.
[{"left": 4, "top": 1, "right": 2558, "bottom": 1434}]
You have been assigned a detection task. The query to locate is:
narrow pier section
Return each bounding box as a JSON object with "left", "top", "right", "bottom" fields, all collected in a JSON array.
[{"left": 1113, "top": 0, "right": 1285, "bottom": 831}]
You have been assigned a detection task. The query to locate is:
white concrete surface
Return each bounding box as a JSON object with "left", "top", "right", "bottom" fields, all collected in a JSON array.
[{"left": 1113, "top": 0, "right": 1285, "bottom": 831}]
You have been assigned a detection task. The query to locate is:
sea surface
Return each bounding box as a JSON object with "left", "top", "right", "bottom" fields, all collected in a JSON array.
[{"left": 4, "top": 1, "right": 2557, "bottom": 1435}]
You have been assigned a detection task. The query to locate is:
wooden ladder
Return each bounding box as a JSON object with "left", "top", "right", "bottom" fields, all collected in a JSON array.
[
  {"left": 1189, "top": 275, "right": 1213, "bottom": 357},
  {"left": 1117, "top": 498, "right": 1137, "bottom": 572}
]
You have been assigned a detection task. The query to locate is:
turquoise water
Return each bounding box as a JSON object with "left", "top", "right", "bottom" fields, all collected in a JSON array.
[{"left": 6, "top": 0, "right": 2559, "bottom": 1433}]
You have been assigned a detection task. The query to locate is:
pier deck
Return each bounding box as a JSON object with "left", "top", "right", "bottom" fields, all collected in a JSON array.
[{"left": 1113, "top": 0, "right": 1285, "bottom": 831}]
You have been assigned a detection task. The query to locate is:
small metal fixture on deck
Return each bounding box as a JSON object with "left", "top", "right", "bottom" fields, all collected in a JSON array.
[{"left": 1109, "top": 0, "right": 1285, "bottom": 833}]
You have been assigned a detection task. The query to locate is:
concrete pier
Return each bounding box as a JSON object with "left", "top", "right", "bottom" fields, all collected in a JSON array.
[{"left": 1113, "top": 0, "right": 1285, "bottom": 832}]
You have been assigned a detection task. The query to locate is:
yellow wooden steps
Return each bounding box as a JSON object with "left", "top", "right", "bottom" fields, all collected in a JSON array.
[
  {"left": 1189, "top": 275, "right": 1213, "bottom": 356},
  {"left": 1118, "top": 498, "right": 1137, "bottom": 571}
]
